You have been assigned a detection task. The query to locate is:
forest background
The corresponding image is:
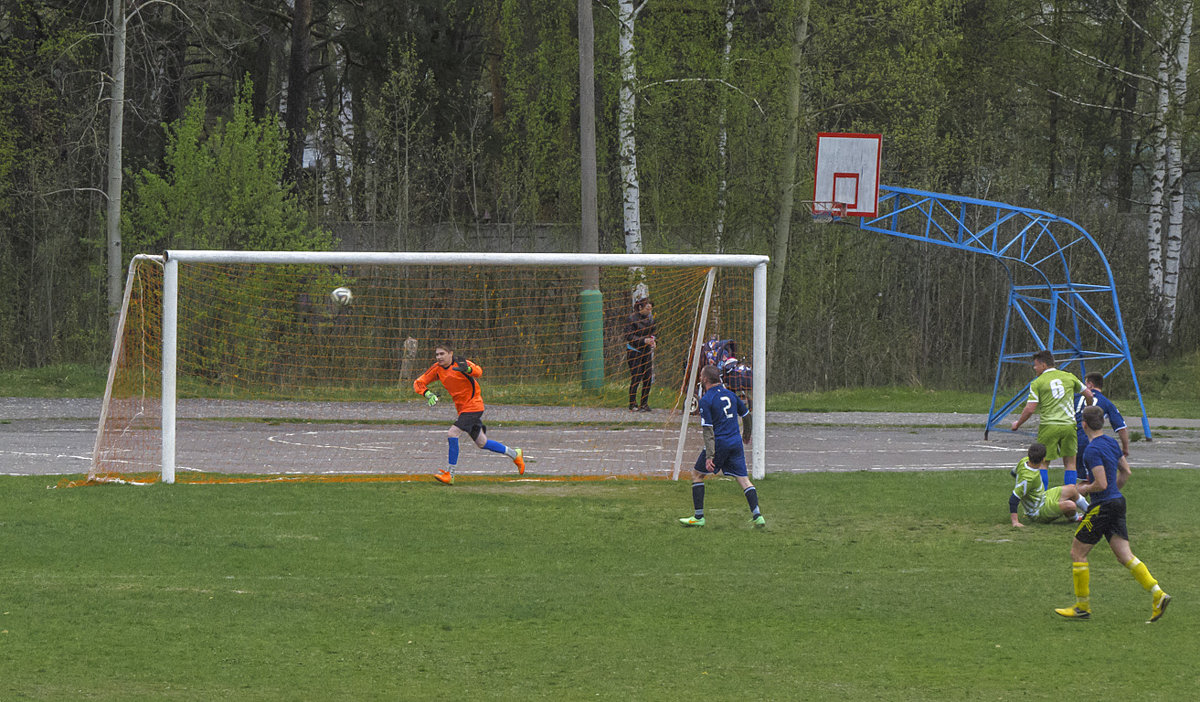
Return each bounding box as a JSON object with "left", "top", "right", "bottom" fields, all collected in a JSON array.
[{"left": 1, "top": 0, "right": 1196, "bottom": 393}]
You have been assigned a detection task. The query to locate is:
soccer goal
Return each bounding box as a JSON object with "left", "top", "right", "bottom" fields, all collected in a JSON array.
[{"left": 89, "top": 250, "right": 768, "bottom": 485}]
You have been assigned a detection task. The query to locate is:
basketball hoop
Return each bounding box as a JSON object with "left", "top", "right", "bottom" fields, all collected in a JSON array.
[{"left": 808, "top": 200, "right": 848, "bottom": 225}]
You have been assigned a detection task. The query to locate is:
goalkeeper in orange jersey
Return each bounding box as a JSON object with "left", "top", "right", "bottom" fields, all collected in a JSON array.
[{"left": 413, "top": 343, "right": 525, "bottom": 485}]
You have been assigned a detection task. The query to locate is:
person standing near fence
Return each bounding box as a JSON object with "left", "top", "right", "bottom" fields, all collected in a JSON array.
[{"left": 624, "top": 296, "right": 656, "bottom": 412}]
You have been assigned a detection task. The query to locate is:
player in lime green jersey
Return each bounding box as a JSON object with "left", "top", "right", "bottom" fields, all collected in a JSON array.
[
  {"left": 1010, "top": 442, "right": 1089, "bottom": 527},
  {"left": 1010, "top": 350, "right": 1093, "bottom": 488}
]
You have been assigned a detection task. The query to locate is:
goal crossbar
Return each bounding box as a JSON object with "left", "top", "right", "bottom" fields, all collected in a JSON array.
[{"left": 165, "top": 250, "right": 768, "bottom": 269}]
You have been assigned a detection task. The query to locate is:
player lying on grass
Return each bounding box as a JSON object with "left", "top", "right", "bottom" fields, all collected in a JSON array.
[
  {"left": 679, "top": 364, "right": 763, "bottom": 528},
  {"left": 1055, "top": 405, "right": 1170, "bottom": 622},
  {"left": 1010, "top": 441, "right": 1089, "bottom": 527},
  {"left": 413, "top": 343, "right": 525, "bottom": 485}
]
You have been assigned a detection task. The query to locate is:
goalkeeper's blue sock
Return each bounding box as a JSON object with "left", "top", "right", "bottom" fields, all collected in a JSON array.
[
  {"left": 744, "top": 485, "right": 761, "bottom": 517},
  {"left": 447, "top": 437, "right": 459, "bottom": 466},
  {"left": 483, "top": 439, "right": 508, "bottom": 455},
  {"left": 691, "top": 482, "right": 705, "bottom": 518},
  {"left": 1039, "top": 468, "right": 1049, "bottom": 489},
  {"left": 1064, "top": 468, "right": 1077, "bottom": 485}
]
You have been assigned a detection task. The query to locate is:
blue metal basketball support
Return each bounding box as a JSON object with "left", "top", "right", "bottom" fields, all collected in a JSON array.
[{"left": 847, "top": 185, "right": 1151, "bottom": 440}]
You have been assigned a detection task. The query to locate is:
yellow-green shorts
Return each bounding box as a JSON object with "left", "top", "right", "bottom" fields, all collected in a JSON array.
[
  {"left": 1037, "top": 423, "right": 1077, "bottom": 462},
  {"left": 1030, "top": 486, "right": 1067, "bottom": 523}
]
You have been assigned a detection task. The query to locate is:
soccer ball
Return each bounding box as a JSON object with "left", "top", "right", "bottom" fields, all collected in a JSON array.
[{"left": 330, "top": 286, "right": 353, "bottom": 306}]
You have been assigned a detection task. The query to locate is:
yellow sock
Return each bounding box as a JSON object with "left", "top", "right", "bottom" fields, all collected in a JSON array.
[
  {"left": 1072, "top": 562, "right": 1090, "bottom": 610},
  {"left": 1124, "top": 557, "right": 1158, "bottom": 592}
]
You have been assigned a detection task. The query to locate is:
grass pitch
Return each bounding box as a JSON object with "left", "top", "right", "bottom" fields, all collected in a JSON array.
[{"left": 2, "top": 471, "right": 1197, "bottom": 700}]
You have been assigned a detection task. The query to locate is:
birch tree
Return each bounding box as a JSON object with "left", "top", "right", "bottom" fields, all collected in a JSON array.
[
  {"left": 1146, "top": 0, "right": 1192, "bottom": 355},
  {"left": 617, "top": 0, "right": 646, "bottom": 265},
  {"left": 1026, "top": 0, "right": 1193, "bottom": 356},
  {"left": 713, "top": 0, "right": 736, "bottom": 253}
]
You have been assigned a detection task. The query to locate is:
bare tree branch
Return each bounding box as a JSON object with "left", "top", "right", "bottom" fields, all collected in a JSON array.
[
  {"left": 1026, "top": 25, "right": 1160, "bottom": 87},
  {"left": 637, "top": 77, "right": 765, "bottom": 116}
]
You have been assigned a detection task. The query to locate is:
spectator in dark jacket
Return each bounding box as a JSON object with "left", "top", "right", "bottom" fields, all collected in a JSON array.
[{"left": 624, "top": 297, "right": 656, "bottom": 411}]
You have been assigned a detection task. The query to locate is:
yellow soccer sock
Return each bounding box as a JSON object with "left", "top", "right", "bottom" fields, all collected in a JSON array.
[
  {"left": 1124, "top": 557, "right": 1159, "bottom": 592},
  {"left": 1072, "top": 562, "right": 1090, "bottom": 610}
]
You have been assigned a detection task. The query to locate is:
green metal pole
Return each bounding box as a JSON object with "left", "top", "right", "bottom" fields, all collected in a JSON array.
[{"left": 580, "top": 289, "right": 604, "bottom": 390}]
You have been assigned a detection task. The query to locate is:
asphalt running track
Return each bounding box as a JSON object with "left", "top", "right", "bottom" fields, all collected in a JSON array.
[{"left": 2, "top": 398, "right": 1199, "bottom": 480}]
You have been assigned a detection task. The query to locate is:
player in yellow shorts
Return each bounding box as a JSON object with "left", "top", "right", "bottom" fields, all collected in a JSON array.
[{"left": 1054, "top": 406, "right": 1171, "bottom": 622}]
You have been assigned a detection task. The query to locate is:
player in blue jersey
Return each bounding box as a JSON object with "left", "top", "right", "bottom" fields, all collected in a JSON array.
[
  {"left": 1055, "top": 406, "right": 1170, "bottom": 622},
  {"left": 1074, "top": 372, "right": 1129, "bottom": 459},
  {"left": 678, "top": 365, "right": 764, "bottom": 528}
]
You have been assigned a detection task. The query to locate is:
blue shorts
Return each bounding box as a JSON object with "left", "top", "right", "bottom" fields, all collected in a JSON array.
[{"left": 693, "top": 444, "right": 747, "bottom": 477}]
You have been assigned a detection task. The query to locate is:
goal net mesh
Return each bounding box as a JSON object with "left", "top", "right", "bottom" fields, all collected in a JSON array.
[{"left": 86, "top": 256, "right": 754, "bottom": 484}]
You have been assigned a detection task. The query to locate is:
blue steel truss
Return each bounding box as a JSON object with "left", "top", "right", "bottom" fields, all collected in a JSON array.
[{"left": 846, "top": 185, "right": 1150, "bottom": 439}]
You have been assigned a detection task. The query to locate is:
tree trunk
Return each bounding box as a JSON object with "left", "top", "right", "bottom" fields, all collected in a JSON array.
[
  {"left": 766, "top": 0, "right": 812, "bottom": 374},
  {"left": 579, "top": 0, "right": 600, "bottom": 289},
  {"left": 1146, "top": 48, "right": 1169, "bottom": 315},
  {"left": 714, "top": 0, "right": 736, "bottom": 253},
  {"left": 1115, "top": 0, "right": 1148, "bottom": 212},
  {"left": 285, "top": 0, "right": 313, "bottom": 185},
  {"left": 617, "top": 0, "right": 644, "bottom": 260},
  {"left": 1159, "top": 1, "right": 1192, "bottom": 348},
  {"left": 1147, "top": 2, "right": 1192, "bottom": 356},
  {"left": 105, "top": 0, "right": 126, "bottom": 344},
  {"left": 1046, "top": 3, "right": 1063, "bottom": 195}
]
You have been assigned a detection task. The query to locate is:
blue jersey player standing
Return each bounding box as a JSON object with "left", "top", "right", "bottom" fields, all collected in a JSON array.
[
  {"left": 1073, "top": 372, "right": 1129, "bottom": 460},
  {"left": 679, "top": 365, "right": 764, "bottom": 528},
  {"left": 1055, "top": 405, "right": 1170, "bottom": 622}
]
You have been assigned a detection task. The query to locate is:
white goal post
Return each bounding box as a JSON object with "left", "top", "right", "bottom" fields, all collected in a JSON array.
[{"left": 149, "top": 250, "right": 769, "bottom": 483}]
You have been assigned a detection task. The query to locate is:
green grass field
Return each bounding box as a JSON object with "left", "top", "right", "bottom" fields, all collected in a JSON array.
[{"left": 3, "top": 471, "right": 1196, "bottom": 700}]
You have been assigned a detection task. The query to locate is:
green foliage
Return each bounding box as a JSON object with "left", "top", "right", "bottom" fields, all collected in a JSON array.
[
  {"left": 0, "top": 1, "right": 107, "bottom": 368},
  {"left": 123, "top": 79, "right": 332, "bottom": 256},
  {"left": 0, "top": 57, "right": 15, "bottom": 219},
  {"left": 362, "top": 39, "right": 440, "bottom": 243},
  {"left": 3, "top": 471, "right": 1197, "bottom": 699},
  {"left": 2, "top": 0, "right": 1198, "bottom": 385},
  {"left": 494, "top": 0, "right": 580, "bottom": 223},
  {"left": 0, "top": 52, "right": 18, "bottom": 361}
]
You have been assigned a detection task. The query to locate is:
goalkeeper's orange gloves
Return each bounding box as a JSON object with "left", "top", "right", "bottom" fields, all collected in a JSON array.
[{"left": 423, "top": 390, "right": 438, "bottom": 406}]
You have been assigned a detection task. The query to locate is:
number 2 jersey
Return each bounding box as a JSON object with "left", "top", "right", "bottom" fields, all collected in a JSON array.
[{"left": 699, "top": 384, "right": 749, "bottom": 449}]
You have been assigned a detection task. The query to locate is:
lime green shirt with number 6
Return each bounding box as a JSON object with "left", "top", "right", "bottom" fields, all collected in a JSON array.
[{"left": 1027, "top": 368, "right": 1084, "bottom": 426}]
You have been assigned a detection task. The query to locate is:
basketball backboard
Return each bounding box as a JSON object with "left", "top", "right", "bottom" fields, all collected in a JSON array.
[{"left": 812, "top": 133, "right": 881, "bottom": 217}]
